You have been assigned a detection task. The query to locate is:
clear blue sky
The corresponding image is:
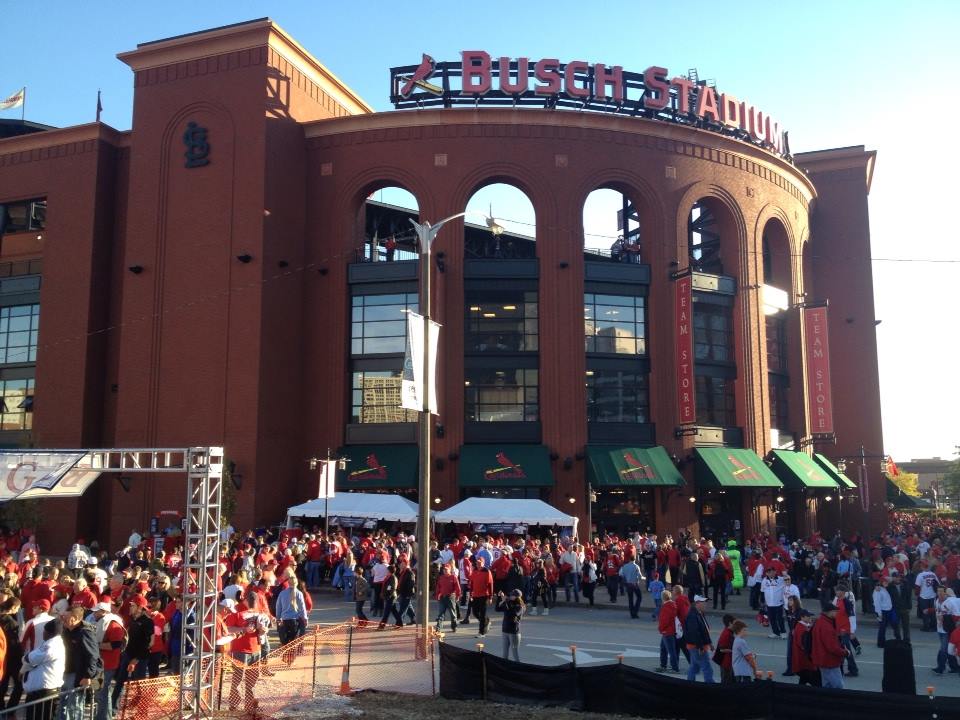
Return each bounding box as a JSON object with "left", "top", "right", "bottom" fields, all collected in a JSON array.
[{"left": 2, "top": 1, "right": 957, "bottom": 461}]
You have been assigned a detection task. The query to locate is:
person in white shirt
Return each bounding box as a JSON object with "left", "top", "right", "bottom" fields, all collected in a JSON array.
[
  {"left": 21, "top": 618, "right": 66, "bottom": 712},
  {"left": 934, "top": 586, "right": 960, "bottom": 674},
  {"left": 781, "top": 575, "right": 801, "bottom": 605},
  {"left": 67, "top": 544, "right": 89, "bottom": 571},
  {"left": 915, "top": 566, "right": 940, "bottom": 631},
  {"left": 21, "top": 600, "right": 55, "bottom": 655},
  {"left": 760, "top": 568, "right": 786, "bottom": 639},
  {"left": 872, "top": 578, "right": 898, "bottom": 648},
  {"left": 128, "top": 530, "right": 143, "bottom": 549},
  {"left": 559, "top": 544, "right": 585, "bottom": 603},
  {"left": 438, "top": 543, "right": 454, "bottom": 568}
]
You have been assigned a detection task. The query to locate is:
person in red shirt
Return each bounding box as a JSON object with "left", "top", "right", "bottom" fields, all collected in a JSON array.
[
  {"left": 673, "top": 585, "right": 692, "bottom": 664},
  {"left": 19, "top": 567, "right": 41, "bottom": 619},
  {"left": 791, "top": 609, "right": 819, "bottom": 686},
  {"left": 604, "top": 548, "right": 622, "bottom": 603},
  {"left": 811, "top": 602, "right": 848, "bottom": 688},
  {"left": 434, "top": 564, "right": 461, "bottom": 632},
  {"left": 491, "top": 552, "right": 511, "bottom": 595},
  {"left": 223, "top": 599, "right": 260, "bottom": 712},
  {"left": 666, "top": 545, "right": 681, "bottom": 584},
  {"left": 145, "top": 598, "right": 167, "bottom": 678},
  {"left": 70, "top": 577, "right": 99, "bottom": 610},
  {"left": 468, "top": 557, "right": 494, "bottom": 637},
  {"left": 712, "top": 614, "right": 737, "bottom": 683},
  {"left": 94, "top": 600, "right": 127, "bottom": 718},
  {"left": 657, "top": 590, "right": 680, "bottom": 673}
]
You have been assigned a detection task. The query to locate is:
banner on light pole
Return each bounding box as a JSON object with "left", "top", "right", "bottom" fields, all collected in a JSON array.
[
  {"left": 318, "top": 460, "right": 337, "bottom": 499},
  {"left": 401, "top": 311, "right": 440, "bottom": 414}
]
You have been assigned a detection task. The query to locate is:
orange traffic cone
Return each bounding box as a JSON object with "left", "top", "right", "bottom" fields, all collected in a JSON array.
[{"left": 338, "top": 665, "right": 352, "bottom": 696}]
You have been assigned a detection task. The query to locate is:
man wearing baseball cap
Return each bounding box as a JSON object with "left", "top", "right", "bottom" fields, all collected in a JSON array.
[
  {"left": 110, "top": 595, "right": 153, "bottom": 712},
  {"left": 683, "top": 594, "right": 714, "bottom": 683},
  {"left": 19, "top": 598, "right": 54, "bottom": 655}
]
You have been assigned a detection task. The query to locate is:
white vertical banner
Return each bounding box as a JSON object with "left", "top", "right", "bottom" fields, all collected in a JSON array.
[
  {"left": 318, "top": 460, "right": 337, "bottom": 499},
  {"left": 401, "top": 311, "right": 440, "bottom": 414}
]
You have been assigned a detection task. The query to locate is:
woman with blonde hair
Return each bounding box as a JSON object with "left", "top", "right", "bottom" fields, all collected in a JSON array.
[{"left": 275, "top": 575, "right": 308, "bottom": 645}]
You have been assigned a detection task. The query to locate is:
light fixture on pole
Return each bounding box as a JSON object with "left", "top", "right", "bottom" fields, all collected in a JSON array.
[
  {"left": 308, "top": 448, "right": 349, "bottom": 536},
  {"left": 408, "top": 209, "right": 502, "bottom": 645}
]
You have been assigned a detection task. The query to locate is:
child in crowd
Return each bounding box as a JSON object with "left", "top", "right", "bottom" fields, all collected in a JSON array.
[
  {"left": 649, "top": 572, "right": 665, "bottom": 619},
  {"left": 731, "top": 620, "right": 759, "bottom": 682}
]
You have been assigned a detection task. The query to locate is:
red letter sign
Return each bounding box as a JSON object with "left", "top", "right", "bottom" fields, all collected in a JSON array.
[
  {"left": 462, "top": 51, "right": 492, "bottom": 94},
  {"left": 675, "top": 275, "right": 695, "bottom": 425},
  {"left": 803, "top": 305, "right": 834, "bottom": 435}
]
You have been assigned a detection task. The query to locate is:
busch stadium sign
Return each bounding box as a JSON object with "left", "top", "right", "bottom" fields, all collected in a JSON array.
[{"left": 390, "top": 52, "right": 790, "bottom": 159}]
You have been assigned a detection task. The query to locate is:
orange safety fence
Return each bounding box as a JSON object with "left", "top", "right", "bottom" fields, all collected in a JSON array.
[{"left": 117, "top": 621, "right": 438, "bottom": 719}]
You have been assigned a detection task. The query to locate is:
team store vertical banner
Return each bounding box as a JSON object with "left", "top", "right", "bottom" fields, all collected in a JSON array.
[
  {"left": 803, "top": 305, "right": 834, "bottom": 434},
  {"left": 318, "top": 460, "right": 336, "bottom": 498},
  {"left": 675, "top": 274, "right": 695, "bottom": 424}
]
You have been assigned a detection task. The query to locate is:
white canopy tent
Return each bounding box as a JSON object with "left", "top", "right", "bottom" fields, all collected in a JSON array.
[
  {"left": 285, "top": 492, "right": 420, "bottom": 527},
  {"left": 434, "top": 497, "right": 578, "bottom": 536}
]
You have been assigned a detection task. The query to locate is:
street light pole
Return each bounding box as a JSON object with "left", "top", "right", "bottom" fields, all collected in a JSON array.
[{"left": 409, "top": 212, "right": 502, "bottom": 638}]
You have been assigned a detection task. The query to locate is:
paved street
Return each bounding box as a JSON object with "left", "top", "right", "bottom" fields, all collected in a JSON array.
[{"left": 307, "top": 588, "right": 960, "bottom": 696}]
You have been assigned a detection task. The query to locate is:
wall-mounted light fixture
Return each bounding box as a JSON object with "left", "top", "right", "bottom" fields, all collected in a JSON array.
[
  {"left": 128, "top": 265, "right": 144, "bottom": 274},
  {"left": 236, "top": 253, "right": 253, "bottom": 264}
]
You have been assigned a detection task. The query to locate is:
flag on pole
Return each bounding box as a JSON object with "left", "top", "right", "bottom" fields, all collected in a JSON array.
[
  {"left": 318, "top": 460, "right": 337, "bottom": 499},
  {"left": 884, "top": 455, "right": 900, "bottom": 477},
  {"left": 96, "top": 90, "right": 103, "bottom": 122},
  {"left": 0, "top": 87, "right": 25, "bottom": 110}
]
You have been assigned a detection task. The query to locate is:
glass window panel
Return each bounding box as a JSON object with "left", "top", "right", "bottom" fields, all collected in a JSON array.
[
  {"left": 7, "top": 316, "right": 29, "bottom": 332},
  {"left": 464, "top": 291, "right": 538, "bottom": 354},
  {"left": 363, "top": 304, "right": 409, "bottom": 322},
  {"left": 8, "top": 306, "right": 29, "bottom": 317},
  {"left": 351, "top": 307, "right": 363, "bottom": 322},
  {"left": 584, "top": 294, "right": 645, "bottom": 356},
  {"left": 464, "top": 365, "right": 539, "bottom": 422},
  {"left": 351, "top": 339, "right": 363, "bottom": 355},
  {"left": 362, "top": 320, "right": 405, "bottom": 338},
  {"left": 361, "top": 337, "right": 406, "bottom": 354},
  {"left": 363, "top": 294, "right": 407, "bottom": 306},
  {"left": 349, "top": 368, "right": 417, "bottom": 424}
]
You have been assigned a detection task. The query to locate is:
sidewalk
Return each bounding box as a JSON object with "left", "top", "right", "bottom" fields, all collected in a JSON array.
[{"left": 309, "top": 582, "right": 930, "bottom": 631}]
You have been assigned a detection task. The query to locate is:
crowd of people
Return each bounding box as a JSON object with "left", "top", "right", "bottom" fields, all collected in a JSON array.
[{"left": 0, "top": 510, "right": 955, "bottom": 716}]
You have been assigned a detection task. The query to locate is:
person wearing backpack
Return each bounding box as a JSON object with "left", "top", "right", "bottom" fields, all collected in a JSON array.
[
  {"left": 791, "top": 608, "right": 819, "bottom": 686},
  {"left": 711, "top": 614, "right": 736, "bottom": 684}
]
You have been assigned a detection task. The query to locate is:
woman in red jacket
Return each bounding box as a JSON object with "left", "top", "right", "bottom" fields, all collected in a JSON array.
[
  {"left": 656, "top": 590, "right": 680, "bottom": 673},
  {"left": 791, "top": 609, "right": 820, "bottom": 686}
]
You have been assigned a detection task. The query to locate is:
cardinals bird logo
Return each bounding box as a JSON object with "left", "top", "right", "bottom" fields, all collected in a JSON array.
[
  {"left": 484, "top": 451, "right": 527, "bottom": 480},
  {"left": 399, "top": 54, "right": 443, "bottom": 98},
  {"left": 620, "top": 451, "right": 655, "bottom": 480},
  {"left": 349, "top": 453, "right": 388, "bottom": 482},
  {"left": 727, "top": 454, "right": 760, "bottom": 481}
]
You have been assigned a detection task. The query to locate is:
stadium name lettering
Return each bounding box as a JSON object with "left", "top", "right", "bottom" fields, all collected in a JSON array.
[{"left": 393, "top": 52, "right": 789, "bottom": 157}]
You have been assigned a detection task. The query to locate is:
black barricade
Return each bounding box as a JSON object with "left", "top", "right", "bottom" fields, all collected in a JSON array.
[{"left": 439, "top": 643, "right": 960, "bottom": 720}]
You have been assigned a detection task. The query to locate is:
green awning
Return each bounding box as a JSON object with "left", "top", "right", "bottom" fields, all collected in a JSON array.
[
  {"left": 458, "top": 445, "right": 554, "bottom": 487},
  {"left": 587, "top": 446, "right": 684, "bottom": 487},
  {"left": 695, "top": 448, "right": 782, "bottom": 488},
  {"left": 337, "top": 445, "right": 418, "bottom": 489},
  {"left": 769, "top": 450, "right": 838, "bottom": 489},
  {"left": 813, "top": 454, "right": 858, "bottom": 489},
  {"left": 886, "top": 478, "right": 933, "bottom": 509}
]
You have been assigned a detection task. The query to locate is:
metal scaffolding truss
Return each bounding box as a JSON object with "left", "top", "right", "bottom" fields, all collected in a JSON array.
[{"left": 3, "top": 445, "right": 223, "bottom": 719}]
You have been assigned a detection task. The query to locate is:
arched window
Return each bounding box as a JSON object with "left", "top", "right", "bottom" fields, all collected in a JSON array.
[
  {"left": 688, "top": 200, "right": 723, "bottom": 274},
  {"left": 583, "top": 188, "right": 642, "bottom": 263},
  {"left": 463, "top": 183, "right": 539, "bottom": 427},
  {"left": 360, "top": 186, "right": 419, "bottom": 262}
]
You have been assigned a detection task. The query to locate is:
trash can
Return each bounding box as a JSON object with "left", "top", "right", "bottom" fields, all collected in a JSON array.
[{"left": 882, "top": 639, "right": 915, "bottom": 695}]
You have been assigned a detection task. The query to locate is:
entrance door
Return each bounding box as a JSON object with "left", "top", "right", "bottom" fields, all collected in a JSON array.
[
  {"left": 698, "top": 490, "right": 742, "bottom": 544},
  {"left": 593, "top": 488, "right": 655, "bottom": 537}
]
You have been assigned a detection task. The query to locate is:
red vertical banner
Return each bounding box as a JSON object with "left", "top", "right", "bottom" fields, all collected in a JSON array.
[
  {"left": 675, "top": 274, "right": 695, "bottom": 424},
  {"left": 803, "top": 305, "right": 834, "bottom": 435}
]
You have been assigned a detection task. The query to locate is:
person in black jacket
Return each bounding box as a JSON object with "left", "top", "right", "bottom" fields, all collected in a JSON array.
[
  {"left": 684, "top": 594, "right": 715, "bottom": 683},
  {"left": 681, "top": 552, "right": 706, "bottom": 601},
  {"left": 495, "top": 590, "right": 525, "bottom": 662},
  {"left": 111, "top": 595, "right": 154, "bottom": 711},
  {"left": 395, "top": 561, "right": 417, "bottom": 626},
  {"left": 0, "top": 597, "right": 24, "bottom": 709},
  {"left": 887, "top": 573, "right": 912, "bottom": 642},
  {"left": 61, "top": 606, "right": 103, "bottom": 720}
]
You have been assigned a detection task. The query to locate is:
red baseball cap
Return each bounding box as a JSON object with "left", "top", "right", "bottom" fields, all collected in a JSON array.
[
  {"left": 128, "top": 595, "right": 149, "bottom": 609},
  {"left": 33, "top": 599, "right": 51, "bottom": 612}
]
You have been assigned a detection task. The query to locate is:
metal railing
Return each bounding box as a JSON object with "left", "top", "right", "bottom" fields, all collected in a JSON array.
[{"left": 0, "top": 685, "right": 95, "bottom": 720}]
